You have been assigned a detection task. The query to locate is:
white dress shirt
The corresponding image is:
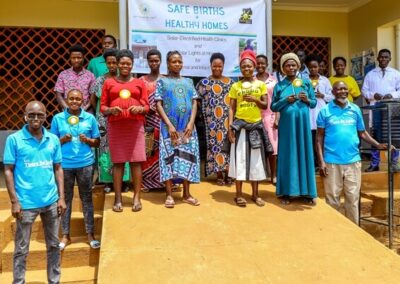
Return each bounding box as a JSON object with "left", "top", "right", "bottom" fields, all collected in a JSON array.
[
  {"left": 309, "top": 75, "right": 333, "bottom": 130},
  {"left": 362, "top": 66, "right": 400, "bottom": 105}
]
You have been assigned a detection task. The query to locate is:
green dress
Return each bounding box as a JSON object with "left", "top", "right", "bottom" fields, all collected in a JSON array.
[{"left": 271, "top": 78, "right": 317, "bottom": 198}]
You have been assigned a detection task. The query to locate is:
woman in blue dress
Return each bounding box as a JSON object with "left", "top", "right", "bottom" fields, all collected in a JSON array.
[
  {"left": 155, "top": 50, "right": 200, "bottom": 208},
  {"left": 271, "top": 53, "right": 318, "bottom": 205}
]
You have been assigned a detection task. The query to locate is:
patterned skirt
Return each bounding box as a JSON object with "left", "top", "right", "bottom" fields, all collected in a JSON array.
[{"left": 159, "top": 130, "right": 200, "bottom": 183}]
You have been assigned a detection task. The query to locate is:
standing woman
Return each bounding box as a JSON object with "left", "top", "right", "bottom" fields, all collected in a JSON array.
[
  {"left": 100, "top": 49, "right": 149, "bottom": 212},
  {"left": 306, "top": 54, "right": 333, "bottom": 169},
  {"left": 155, "top": 50, "right": 200, "bottom": 208},
  {"left": 255, "top": 54, "right": 278, "bottom": 184},
  {"left": 139, "top": 49, "right": 165, "bottom": 191},
  {"left": 271, "top": 53, "right": 317, "bottom": 205},
  {"left": 196, "top": 52, "right": 234, "bottom": 185},
  {"left": 90, "top": 48, "right": 130, "bottom": 193},
  {"left": 329, "top": 57, "right": 360, "bottom": 102},
  {"left": 51, "top": 89, "right": 101, "bottom": 250},
  {"left": 228, "top": 50, "right": 272, "bottom": 207}
]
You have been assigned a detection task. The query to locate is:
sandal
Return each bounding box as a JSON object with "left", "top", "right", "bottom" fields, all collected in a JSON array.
[
  {"left": 165, "top": 196, "right": 175, "bottom": 208},
  {"left": 182, "top": 196, "right": 200, "bottom": 206},
  {"left": 217, "top": 178, "right": 225, "bottom": 186},
  {"left": 304, "top": 198, "right": 317, "bottom": 206},
  {"left": 89, "top": 240, "right": 101, "bottom": 249},
  {"left": 280, "top": 198, "right": 291, "bottom": 205},
  {"left": 132, "top": 202, "right": 142, "bottom": 212},
  {"left": 252, "top": 197, "right": 265, "bottom": 207},
  {"left": 225, "top": 177, "right": 233, "bottom": 186},
  {"left": 234, "top": 197, "right": 247, "bottom": 207},
  {"left": 112, "top": 202, "right": 123, "bottom": 212}
]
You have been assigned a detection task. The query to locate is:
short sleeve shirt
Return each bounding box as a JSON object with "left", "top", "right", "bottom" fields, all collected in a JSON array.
[
  {"left": 54, "top": 68, "right": 95, "bottom": 104},
  {"left": 317, "top": 101, "right": 365, "bottom": 164},
  {"left": 87, "top": 56, "right": 108, "bottom": 78},
  {"left": 50, "top": 109, "right": 100, "bottom": 169},
  {"left": 228, "top": 80, "right": 267, "bottom": 123},
  {"left": 3, "top": 126, "right": 62, "bottom": 209}
]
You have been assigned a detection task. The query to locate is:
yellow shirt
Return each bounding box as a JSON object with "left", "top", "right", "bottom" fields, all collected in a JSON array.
[
  {"left": 328, "top": 75, "right": 361, "bottom": 102},
  {"left": 229, "top": 80, "right": 267, "bottom": 123}
]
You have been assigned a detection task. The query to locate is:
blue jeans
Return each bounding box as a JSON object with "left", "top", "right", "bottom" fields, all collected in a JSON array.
[
  {"left": 371, "top": 103, "right": 399, "bottom": 167},
  {"left": 13, "top": 202, "right": 60, "bottom": 284},
  {"left": 62, "top": 165, "right": 94, "bottom": 235}
]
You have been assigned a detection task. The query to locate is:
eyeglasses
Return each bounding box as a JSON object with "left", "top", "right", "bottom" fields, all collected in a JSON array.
[{"left": 26, "top": 113, "right": 46, "bottom": 120}]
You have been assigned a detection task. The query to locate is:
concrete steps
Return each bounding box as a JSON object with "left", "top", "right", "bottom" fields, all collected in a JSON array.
[
  {"left": 9, "top": 212, "right": 103, "bottom": 241},
  {"left": 1, "top": 235, "right": 100, "bottom": 272},
  {"left": 0, "top": 265, "right": 97, "bottom": 283},
  {"left": 0, "top": 185, "right": 105, "bottom": 283}
]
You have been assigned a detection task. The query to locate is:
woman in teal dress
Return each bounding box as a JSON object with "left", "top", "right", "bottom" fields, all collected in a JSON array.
[
  {"left": 271, "top": 53, "right": 318, "bottom": 205},
  {"left": 155, "top": 50, "right": 200, "bottom": 208}
]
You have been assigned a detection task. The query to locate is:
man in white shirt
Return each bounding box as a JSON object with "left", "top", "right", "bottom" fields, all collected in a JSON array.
[{"left": 362, "top": 49, "right": 400, "bottom": 171}]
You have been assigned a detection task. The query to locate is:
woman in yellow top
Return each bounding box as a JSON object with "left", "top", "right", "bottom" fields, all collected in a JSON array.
[
  {"left": 228, "top": 50, "right": 273, "bottom": 207},
  {"left": 329, "top": 56, "right": 361, "bottom": 102}
]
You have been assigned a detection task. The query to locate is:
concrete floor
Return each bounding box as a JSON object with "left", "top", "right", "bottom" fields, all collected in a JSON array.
[{"left": 98, "top": 181, "right": 400, "bottom": 284}]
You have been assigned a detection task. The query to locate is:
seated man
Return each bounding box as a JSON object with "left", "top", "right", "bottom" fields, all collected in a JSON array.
[{"left": 316, "top": 81, "right": 387, "bottom": 224}]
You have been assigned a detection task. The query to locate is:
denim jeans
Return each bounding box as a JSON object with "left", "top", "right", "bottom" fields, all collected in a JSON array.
[
  {"left": 371, "top": 103, "right": 399, "bottom": 167},
  {"left": 13, "top": 202, "right": 60, "bottom": 284},
  {"left": 62, "top": 165, "right": 94, "bottom": 235}
]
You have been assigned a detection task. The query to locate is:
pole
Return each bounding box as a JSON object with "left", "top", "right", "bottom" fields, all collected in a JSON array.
[
  {"left": 265, "top": 0, "right": 273, "bottom": 72},
  {"left": 387, "top": 104, "right": 393, "bottom": 248},
  {"left": 119, "top": 0, "right": 128, "bottom": 49}
]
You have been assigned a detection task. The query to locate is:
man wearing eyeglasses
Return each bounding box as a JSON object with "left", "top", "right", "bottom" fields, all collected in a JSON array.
[{"left": 3, "top": 101, "right": 66, "bottom": 284}]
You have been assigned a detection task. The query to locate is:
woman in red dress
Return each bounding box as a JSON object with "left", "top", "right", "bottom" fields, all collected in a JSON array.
[{"left": 100, "top": 49, "right": 149, "bottom": 212}]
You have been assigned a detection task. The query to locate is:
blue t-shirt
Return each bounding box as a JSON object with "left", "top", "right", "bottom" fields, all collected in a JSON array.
[
  {"left": 50, "top": 109, "right": 100, "bottom": 169},
  {"left": 3, "top": 125, "right": 62, "bottom": 209},
  {"left": 317, "top": 101, "right": 365, "bottom": 164}
]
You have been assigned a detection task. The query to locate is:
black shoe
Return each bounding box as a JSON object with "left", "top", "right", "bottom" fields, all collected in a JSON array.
[{"left": 365, "top": 165, "right": 379, "bottom": 172}]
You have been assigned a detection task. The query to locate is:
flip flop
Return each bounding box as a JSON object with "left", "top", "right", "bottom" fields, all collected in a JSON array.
[
  {"left": 304, "top": 198, "right": 317, "bottom": 206},
  {"left": 89, "top": 240, "right": 101, "bottom": 249},
  {"left": 234, "top": 197, "right": 247, "bottom": 207},
  {"left": 182, "top": 196, "right": 200, "bottom": 206},
  {"left": 132, "top": 202, "right": 142, "bottom": 212},
  {"left": 225, "top": 177, "right": 233, "bottom": 186},
  {"left": 165, "top": 196, "right": 175, "bottom": 208},
  {"left": 112, "top": 202, "right": 123, "bottom": 212},
  {"left": 252, "top": 197, "right": 265, "bottom": 207},
  {"left": 217, "top": 178, "right": 225, "bottom": 186}
]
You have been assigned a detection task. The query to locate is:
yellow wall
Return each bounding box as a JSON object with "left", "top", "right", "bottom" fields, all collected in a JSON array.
[
  {"left": 272, "top": 9, "right": 349, "bottom": 62},
  {"left": 349, "top": 0, "right": 400, "bottom": 57},
  {"left": 0, "top": 0, "right": 119, "bottom": 36}
]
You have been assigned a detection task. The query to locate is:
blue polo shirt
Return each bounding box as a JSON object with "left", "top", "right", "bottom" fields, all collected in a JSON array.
[
  {"left": 3, "top": 125, "right": 62, "bottom": 210},
  {"left": 50, "top": 109, "right": 100, "bottom": 169},
  {"left": 317, "top": 101, "right": 365, "bottom": 164}
]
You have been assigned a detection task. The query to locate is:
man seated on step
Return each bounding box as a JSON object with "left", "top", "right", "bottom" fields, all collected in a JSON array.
[
  {"left": 316, "top": 81, "right": 388, "bottom": 224},
  {"left": 3, "top": 101, "right": 66, "bottom": 284},
  {"left": 362, "top": 49, "right": 400, "bottom": 172}
]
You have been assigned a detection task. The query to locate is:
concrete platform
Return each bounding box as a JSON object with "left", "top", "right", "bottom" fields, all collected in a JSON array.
[{"left": 98, "top": 182, "right": 400, "bottom": 284}]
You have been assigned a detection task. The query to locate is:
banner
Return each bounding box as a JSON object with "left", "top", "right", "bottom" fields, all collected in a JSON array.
[{"left": 128, "top": 0, "right": 267, "bottom": 77}]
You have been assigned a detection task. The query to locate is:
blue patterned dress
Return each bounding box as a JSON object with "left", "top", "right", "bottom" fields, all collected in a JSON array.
[{"left": 154, "top": 77, "right": 200, "bottom": 183}]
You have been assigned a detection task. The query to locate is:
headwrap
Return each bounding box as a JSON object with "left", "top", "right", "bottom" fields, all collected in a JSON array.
[
  {"left": 240, "top": 49, "right": 257, "bottom": 65},
  {"left": 280, "top": 53, "right": 301, "bottom": 74}
]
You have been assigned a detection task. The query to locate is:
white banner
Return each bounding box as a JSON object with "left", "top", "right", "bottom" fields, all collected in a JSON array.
[{"left": 128, "top": 0, "right": 267, "bottom": 77}]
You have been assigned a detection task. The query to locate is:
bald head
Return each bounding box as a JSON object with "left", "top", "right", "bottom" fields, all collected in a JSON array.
[
  {"left": 332, "top": 81, "right": 349, "bottom": 105},
  {"left": 332, "top": 81, "right": 348, "bottom": 90},
  {"left": 25, "top": 101, "right": 46, "bottom": 113}
]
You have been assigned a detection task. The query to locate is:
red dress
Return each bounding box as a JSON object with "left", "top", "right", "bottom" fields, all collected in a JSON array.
[{"left": 100, "top": 78, "right": 149, "bottom": 163}]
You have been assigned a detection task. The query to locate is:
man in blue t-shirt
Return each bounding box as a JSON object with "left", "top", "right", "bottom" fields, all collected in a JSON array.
[
  {"left": 316, "top": 81, "right": 387, "bottom": 224},
  {"left": 3, "top": 101, "right": 66, "bottom": 284}
]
